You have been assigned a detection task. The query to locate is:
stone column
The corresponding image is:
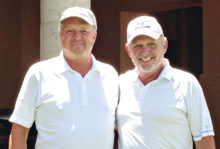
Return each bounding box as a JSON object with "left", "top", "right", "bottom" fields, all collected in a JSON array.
[
  {"left": 200, "top": 0, "right": 220, "bottom": 146},
  {"left": 40, "top": 0, "right": 90, "bottom": 60}
]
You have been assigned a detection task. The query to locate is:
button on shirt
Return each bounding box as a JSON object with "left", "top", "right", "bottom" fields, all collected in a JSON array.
[
  {"left": 9, "top": 52, "right": 119, "bottom": 149},
  {"left": 117, "top": 60, "right": 214, "bottom": 149}
]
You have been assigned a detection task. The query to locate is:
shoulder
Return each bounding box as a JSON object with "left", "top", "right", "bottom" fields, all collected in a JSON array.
[
  {"left": 96, "top": 60, "right": 118, "bottom": 76},
  {"left": 171, "top": 67, "right": 198, "bottom": 83},
  {"left": 119, "top": 69, "right": 137, "bottom": 84},
  {"left": 25, "top": 56, "right": 60, "bottom": 81},
  {"left": 29, "top": 56, "right": 59, "bottom": 72},
  {"left": 170, "top": 67, "right": 202, "bottom": 94},
  {"left": 120, "top": 69, "right": 135, "bottom": 78}
]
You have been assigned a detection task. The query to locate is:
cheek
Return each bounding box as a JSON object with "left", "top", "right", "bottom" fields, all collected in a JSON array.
[
  {"left": 88, "top": 36, "right": 96, "bottom": 45},
  {"left": 130, "top": 51, "right": 138, "bottom": 61},
  {"left": 132, "top": 50, "right": 141, "bottom": 58},
  {"left": 91, "top": 38, "right": 96, "bottom": 44},
  {"left": 152, "top": 48, "right": 163, "bottom": 55},
  {"left": 60, "top": 34, "right": 68, "bottom": 41},
  {"left": 61, "top": 38, "right": 68, "bottom": 45}
]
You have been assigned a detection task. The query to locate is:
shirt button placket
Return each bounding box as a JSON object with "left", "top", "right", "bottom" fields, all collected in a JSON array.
[
  {"left": 81, "top": 79, "right": 88, "bottom": 106},
  {"left": 138, "top": 85, "right": 150, "bottom": 107},
  {"left": 138, "top": 88, "right": 145, "bottom": 107}
]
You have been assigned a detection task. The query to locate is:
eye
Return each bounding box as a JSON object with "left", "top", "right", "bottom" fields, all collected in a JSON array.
[
  {"left": 80, "top": 29, "right": 88, "bottom": 34},
  {"left": 148, "top": 42, "right": 157, "bottom": 47},
  {"left": 149, "top": 42, "right": 156, "bottom": 45},
  {"left": 133, "top": 44, "right": 142, "bottom": 48},
  {"left": 65, "top": 29, "right": 73, "bottom": 33}
]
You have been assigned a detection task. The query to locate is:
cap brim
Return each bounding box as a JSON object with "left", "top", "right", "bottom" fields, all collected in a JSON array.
[{"left": 60, "top": 14, "right": 94, "bottom": 26}]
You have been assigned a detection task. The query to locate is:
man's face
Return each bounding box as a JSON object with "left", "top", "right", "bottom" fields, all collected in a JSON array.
[
  {"left": 126, "top": 35, "right": 167, "bottom": 74},
  {"left": 59, "top": 17, "right": 97, "bottom": 59}
]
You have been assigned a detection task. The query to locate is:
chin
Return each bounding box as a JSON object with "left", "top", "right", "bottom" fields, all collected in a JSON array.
[{"left": 139, "top": 65, "right": 156, "bottom": 73}]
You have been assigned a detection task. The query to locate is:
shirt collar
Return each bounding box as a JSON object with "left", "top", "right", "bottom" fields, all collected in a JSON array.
[
  {"left": 131, "top": 58, "right": 173, "bottom": 83},
  {"left": 55, "top": 51, "right": 99, "bottom": 76},
  {"left": 130, "top": 68, "right": 139, "bottom": 82},
  {"left": 85, "top": 55, "right": 100, "bottom": 78},
  {"left": 157, "top": 59, "right": 173, "bottom": 81},
  {"left": 53, "top": 51, "right": 71, "bottom": 73}
]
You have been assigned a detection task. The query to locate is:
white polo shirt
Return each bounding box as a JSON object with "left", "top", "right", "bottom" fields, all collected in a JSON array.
[
  {"left": 9, "top": 52, "right": 119, "bottom": 149},
  {"left": 117, "top": 60, "right": 214, "bottom": 149}
]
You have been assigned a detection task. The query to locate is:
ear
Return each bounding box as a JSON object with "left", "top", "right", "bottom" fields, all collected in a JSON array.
[
  {"left": 91, "top": 32, "right": 97, "bottom": 46},
  {"left": 163, "top": 37, "right": 168, "bottom": 54},
  {"left": 125, "top": 43, "right": 131, "bottom": 56},
  {"left": 59, "top": 31, "right": 63, "bottom": 38},
  {"left": 93, "top": 32, "right": 97, "bottom": 40}
]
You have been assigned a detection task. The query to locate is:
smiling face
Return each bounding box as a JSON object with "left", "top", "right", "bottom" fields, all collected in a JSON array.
[
  {"left": 126, "top": 35, "right": 167, "bottom": 76},
  {"left": 59, "top": 17, "right": 97, "bottom": 60}
]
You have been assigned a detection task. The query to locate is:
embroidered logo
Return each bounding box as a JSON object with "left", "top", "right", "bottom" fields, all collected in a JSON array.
[{"left": 135, "top": 21, "right": 151, "bottom": 31}]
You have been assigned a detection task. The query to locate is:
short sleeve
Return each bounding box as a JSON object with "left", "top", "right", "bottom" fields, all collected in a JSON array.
[
  {"left": 188, "top": 78, "right": 214, "bottom": 141},
  {"left": 9, "top": 66, "right": 39, "bottom": 128}
]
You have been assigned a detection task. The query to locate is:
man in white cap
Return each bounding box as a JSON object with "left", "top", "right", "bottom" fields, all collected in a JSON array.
[
  {"left": 116, "top": 16, "right": 215, "bottom": 149},
  {"left": 9, "top": 7, "right": 118, "bottom": 149}
]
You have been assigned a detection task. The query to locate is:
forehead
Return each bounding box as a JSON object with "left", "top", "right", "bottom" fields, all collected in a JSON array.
[
  {"left": 131, "top": 35, "right": 155, "bottom": 43},
  {"left": 61, "top": 17, "right": 90, "bottom": 26}
]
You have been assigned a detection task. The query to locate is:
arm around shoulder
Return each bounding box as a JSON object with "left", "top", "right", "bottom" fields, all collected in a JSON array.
[
  {"left": 9, "top": 123, "right": 30, "bottom": 149},
  {"left": 194, "top": 136, "right": 216, "bottom": 149}
]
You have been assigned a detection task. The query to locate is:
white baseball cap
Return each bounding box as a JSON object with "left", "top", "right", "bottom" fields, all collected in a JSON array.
[
  {"left": 60, "top": 7, "right": 97, "bottom": 31},
  {"left": 127, "top": 16, "right": 163, "bottom": 43}
]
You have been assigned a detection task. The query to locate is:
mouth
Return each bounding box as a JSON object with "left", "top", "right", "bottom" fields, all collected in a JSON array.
[
  {"left": 71, "top": 43, "right": 83, "bottom": 47},
  {"left": 139, "top": 56, "right": 153, "bottom": 62}
]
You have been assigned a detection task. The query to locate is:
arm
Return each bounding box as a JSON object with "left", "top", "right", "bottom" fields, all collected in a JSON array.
[
  {"left": 9, "top": 123, "right": 30, "bottom": 149},
  {"left": 194, "top": 136, "right": 215, "bottom": 149}
]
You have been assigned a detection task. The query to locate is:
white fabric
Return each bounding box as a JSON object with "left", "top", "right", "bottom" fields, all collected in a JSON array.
[
  {"left": 9, "top": 52, "right": 119, "bottom": 149},
  {"left": 117, "top": 60, "right": 214, "bottom": 149},
  {"left": 127, "top": 16, "right": 163, "bottom": 43}
]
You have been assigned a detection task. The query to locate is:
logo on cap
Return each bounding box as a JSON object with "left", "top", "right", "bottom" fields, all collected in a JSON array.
[{"left": 135, "top": 21, "right": 151, "bottom": 31}]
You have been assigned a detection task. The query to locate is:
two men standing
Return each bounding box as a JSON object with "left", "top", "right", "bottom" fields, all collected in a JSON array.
[{"left": 9, "top": 7, "right": 215, "bottom": 149}]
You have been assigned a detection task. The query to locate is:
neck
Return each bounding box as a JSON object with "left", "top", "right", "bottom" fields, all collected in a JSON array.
[
  {"left": 139, "top": 59, "right": 166, "bottom": 85},
  {"left": 63, "top": 51, "right": 92, "bottom": 77}
]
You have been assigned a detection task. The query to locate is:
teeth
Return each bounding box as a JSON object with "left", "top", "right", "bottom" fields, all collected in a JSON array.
[{"left": 141, "top": 57, "right": 151, "bottom": 61}]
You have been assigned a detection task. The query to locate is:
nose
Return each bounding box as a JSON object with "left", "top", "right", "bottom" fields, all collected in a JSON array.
[
  {"left": 72, "top": 31, "right": 81, "bottom": 40},
  {"left": 140, "top": 46, "right": 150, "bottom": 55}
]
